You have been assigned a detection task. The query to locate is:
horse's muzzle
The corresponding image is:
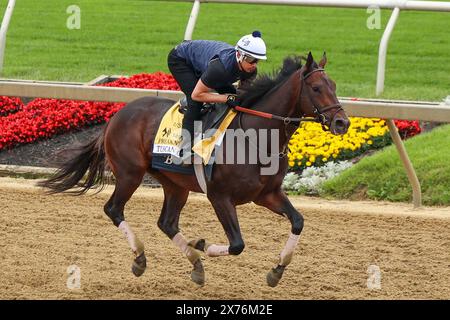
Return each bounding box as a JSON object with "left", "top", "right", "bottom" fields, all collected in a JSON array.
[{"left": 330, "top": 117, "right": 350, "bottom": 135}]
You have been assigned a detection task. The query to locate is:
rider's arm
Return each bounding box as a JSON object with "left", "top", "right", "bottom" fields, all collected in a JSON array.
[
  {"left": 191, "top": 79, "right": 228, "bottom": 104},
  {"left": 191, "top": 58, "right": 230, "bottom": 104}
]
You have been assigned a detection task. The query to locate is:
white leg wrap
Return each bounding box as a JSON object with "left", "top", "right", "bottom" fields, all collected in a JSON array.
[
  {"left": 206, "top": 244, "right": 229, "bottom": 257},
  {"left": 172, "top": 233, "right": 196, "bottom": 259},
  {"left": 118, "top": 221, "right": 141, "bottom": 254},
  {"left": 279, "top": 233, "right": 300, "bottom": 266}
]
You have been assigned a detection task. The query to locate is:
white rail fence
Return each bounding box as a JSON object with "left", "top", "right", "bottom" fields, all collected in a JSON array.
[{"left": 0, "top": 80, "right": 449, "bottom": 121}]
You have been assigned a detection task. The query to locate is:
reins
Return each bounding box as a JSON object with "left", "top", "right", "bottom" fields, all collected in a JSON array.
[{"left": 234, "top": 106, "right": 317, "bottom": 126}]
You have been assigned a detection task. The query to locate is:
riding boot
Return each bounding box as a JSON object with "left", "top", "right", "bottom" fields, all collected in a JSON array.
[{"left": 172, "top": 94, "right": 202, "bottom": 166}]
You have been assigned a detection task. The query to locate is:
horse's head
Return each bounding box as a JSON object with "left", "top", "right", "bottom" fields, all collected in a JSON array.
[{"left": 298, "top": 52, "right": 350, "bottom": 135}]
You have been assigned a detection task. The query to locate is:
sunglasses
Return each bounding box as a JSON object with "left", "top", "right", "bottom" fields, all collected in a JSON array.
[{"left": 243, "top": 55, "right": 259, "bottom": 64}]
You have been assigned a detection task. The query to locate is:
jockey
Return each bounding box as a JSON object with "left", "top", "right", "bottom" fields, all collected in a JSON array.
[{"left": 167, "top": 31, "right": 267, "bottom": 164}]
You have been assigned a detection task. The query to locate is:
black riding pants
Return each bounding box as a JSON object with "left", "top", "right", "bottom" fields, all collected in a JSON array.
[{"left": 167, "top": 48, "right": 203, "bottom": 145}]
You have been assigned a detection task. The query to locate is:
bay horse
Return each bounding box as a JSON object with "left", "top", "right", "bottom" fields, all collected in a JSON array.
[{"left": 38, "top": 52, "right": 350, "bottom": 287}]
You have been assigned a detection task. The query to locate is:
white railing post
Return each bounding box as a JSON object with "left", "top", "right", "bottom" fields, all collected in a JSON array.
[
  {"left": 184, "top": 0, "right": 201, "bottom": 40},
  {"left": 0, "top": 0, "right": 16, "bottom": 75},
  {"left": 376, "top": 6, "right": 400, "bottom": 96},
  {"left": 386, "top": 119, "right": 422, "bottom": 208},
  {"left": 376, "top": 7, "right": 422, "bottom": 208}
]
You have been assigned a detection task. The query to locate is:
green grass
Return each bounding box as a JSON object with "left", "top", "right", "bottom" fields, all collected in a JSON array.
[
  {"left": 1, "top": 0, "right": 449, "bottom": 101},
  {"left": 321, "top": 124, "right": 450, "bottom": 206}
]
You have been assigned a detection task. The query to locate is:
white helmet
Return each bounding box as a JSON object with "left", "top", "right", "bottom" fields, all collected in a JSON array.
[{"left": 236, "top": 30, "right": 267, "bottom": 61}]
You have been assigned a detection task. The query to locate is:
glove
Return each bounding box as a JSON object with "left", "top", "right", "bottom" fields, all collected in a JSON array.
[{"left": 225, "top": 95, "right": 240, "bottom": 109}]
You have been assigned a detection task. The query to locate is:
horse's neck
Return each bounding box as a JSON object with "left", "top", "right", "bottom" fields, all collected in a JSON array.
[
  {"left": 248, "top": 70, "right": 302, "bottom": 145},
  {"left": 254, "top": 71, "right": 301, "bottom": 119}
]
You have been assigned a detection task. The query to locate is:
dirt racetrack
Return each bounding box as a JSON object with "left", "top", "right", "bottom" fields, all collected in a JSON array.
[{"left": 0, "top": 177, "right": 449, "bottom": 300}]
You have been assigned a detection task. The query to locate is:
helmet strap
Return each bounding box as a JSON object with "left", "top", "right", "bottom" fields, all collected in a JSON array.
[
  {"left": 236, "top": 51, "right": 244, "bottom": 71},
  {"left": 236, "top": 50, "right": 244, "bottom": 63}
]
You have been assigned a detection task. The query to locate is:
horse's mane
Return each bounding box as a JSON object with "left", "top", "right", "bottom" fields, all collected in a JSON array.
[{"left": 238, "top": 55, "right": 315, "bottom": 107}]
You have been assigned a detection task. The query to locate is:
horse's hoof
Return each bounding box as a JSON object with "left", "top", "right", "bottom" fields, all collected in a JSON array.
[
  {"left": 131, "top": 252, "right": 147, "bottom": 277},
  {"left": 266, "top": 265, "right": 285, "bottom": 287},
  {"left": 191, "top": 259, "right": 205, "bottom": 286}
]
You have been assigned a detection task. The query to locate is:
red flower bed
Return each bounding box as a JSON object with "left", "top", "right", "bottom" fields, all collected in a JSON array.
[
  {"left": 0, "top": 73, "right": 180, "bottom": 150},
  {"left": 394, "top": 119, "right": 421, "bottom": 139},
  {"left": 0, "top": 99, "right": 126, "bottom": 149},
  {"left": 0, "top": 96, "right": 23, "bottom": 116},
  {"left": 104, "top": 72, "right": 180, "bottom": 91}
]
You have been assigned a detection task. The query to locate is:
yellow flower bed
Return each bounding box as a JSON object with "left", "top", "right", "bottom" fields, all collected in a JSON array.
[{"left": 288, "top": 117, "right": 389, "bottom": 168}]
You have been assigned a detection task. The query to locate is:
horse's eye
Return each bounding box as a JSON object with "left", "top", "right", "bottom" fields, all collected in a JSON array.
[{"left": 312, "top": 87, "right": 320, "bottom": 92}]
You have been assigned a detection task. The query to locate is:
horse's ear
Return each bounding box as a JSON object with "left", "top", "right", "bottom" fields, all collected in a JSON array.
[
  {"left": 319, "top": 52, "right": 327, "bottom": 68},
  {"left": 305, "top": 52, "right": 314, "bottom": 71}
]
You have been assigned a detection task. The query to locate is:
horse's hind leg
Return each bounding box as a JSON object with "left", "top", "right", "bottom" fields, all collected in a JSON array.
[
  {"left": 254, "top": 189, "right": 304, "bottom": 287},
  {"left": 104, "top": 170, "right": 147, "bottom": 277},
  {"left": 156, "top": 181, "right": 205, "bottom": 285}
]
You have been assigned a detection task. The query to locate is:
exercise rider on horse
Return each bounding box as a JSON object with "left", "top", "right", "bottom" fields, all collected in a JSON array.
[{"left": 167, "top": 31, "right": 267, "bottom": 164}]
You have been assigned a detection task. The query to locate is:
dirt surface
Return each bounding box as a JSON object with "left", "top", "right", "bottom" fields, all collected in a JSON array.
[{"left": 0, "top": 177, "right": 449, "bottom": 300}]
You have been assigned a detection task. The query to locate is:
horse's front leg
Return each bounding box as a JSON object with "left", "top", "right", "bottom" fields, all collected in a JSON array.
[
  {"left": 254, "top": 189, "right": 304, "bottom": 287},
  {"left": 189, "top": 195, "right": 245, "bottom": 258}
]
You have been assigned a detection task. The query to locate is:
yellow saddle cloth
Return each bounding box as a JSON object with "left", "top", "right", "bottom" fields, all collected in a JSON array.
[{"left": 153, "top": 101, "right": 237, "bottom": 165}]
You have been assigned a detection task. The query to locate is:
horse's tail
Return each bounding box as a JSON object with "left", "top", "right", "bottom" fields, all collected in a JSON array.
[{"left": 37, "top": 127, "right": 108, "bottom": 195}]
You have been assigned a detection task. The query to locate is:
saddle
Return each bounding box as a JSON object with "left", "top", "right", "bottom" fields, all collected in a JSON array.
[{"left": 151, "top": 98, "right": 237, "bottom": 184}]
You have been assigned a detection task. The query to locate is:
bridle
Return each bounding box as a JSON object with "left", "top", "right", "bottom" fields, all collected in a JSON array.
[
  {"left": 235, "top": 68, "right": 343, "bottom": 130},
  {"left": 235, "top": 67, "right": 344, "bottom": 158}
]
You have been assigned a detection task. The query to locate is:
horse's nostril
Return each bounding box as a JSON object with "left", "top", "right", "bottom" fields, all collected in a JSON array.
[
  {"left": 333, "top": 118, "right": 350, "bottom": 133},
  {"left": 335, "top": 119, "right": 345, "bottom": 129}
]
